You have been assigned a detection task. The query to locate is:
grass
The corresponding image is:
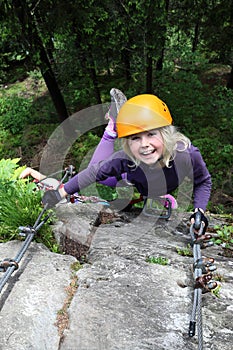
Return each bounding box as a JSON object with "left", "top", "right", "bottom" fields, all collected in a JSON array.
[
  {"left": 55, "top": 261, "right": 82, "bottom": 337},
  {"left": 146, "top": 256, "right": 169, "bottom": 265},
  {"left": 211, "top": 284, "right": 221, "bottom": 298},
  {"left": 211, "top": 225, "right": 233, "bottom": 249},
  {"left": 176, "top": 244, "right": 193, "bottom": 257}
]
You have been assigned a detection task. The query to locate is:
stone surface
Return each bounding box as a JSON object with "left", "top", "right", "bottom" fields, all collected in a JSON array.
[
  {"left": 0, "top": 203, "right": 232, "bottom": 350},
  {"left": 60, "top": 213, "right": 233, "bottom": 350},
  {"left": 53, "top": 203, "right": 102, "bottom": 259},
  {"left": 0, "top": 240, "right": 76, "bottom": 350}
]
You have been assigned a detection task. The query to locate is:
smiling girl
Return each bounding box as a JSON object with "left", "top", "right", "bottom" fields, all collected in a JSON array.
[{"left": 22, "top": 91, "right": 211, "bottom": 229}]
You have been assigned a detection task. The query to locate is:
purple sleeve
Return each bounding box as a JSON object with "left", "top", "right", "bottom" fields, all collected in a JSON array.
[
  {"left": 64, "top": 164, "right": 100, "bottom": 194},
  {"left": 89, "top": 131, "right": 115, "bottom": 166},
  {"left": 64, "top": 151, "right": 127, "bottom": 195},
  {"left": 87, "top": 131, "right": 118, "bottom": 186},
  {"left": 189, "top": 145, "right": 212, "bottom": 211}
]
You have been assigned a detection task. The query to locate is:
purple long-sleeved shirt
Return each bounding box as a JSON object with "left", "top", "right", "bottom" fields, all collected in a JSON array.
[{"left": 64, "top": 144, "right": 211, "bottom": 210}]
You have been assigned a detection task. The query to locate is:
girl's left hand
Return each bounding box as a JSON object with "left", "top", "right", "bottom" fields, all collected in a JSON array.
[{"left": 190, "top": 208, "right": 208, "bottom": 234}]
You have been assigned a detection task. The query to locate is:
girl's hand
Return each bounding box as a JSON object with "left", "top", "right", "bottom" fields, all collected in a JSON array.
[
  {"left": 19, "top": 167, "right": 33, "bottom": 179},
  {"left": 42, "top": 186, "right": 67, "bottom": 209},
  {"left": 190, "top": 208, "right": 208, "bottom": 234},
  {"left": 19, "top": 167, "right": 45, "bottom": 181}
]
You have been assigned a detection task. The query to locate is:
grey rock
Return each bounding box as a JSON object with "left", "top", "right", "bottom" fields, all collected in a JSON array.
[
  {"left": 0, "top": 204, "right": 232, "bottom": 350},
  {"left": 0, "top": 240, "right": 76, "bottom": 350}
]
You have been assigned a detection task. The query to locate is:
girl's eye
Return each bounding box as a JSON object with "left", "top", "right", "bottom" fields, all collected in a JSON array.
[
  {"left": 130, "top": 136, "right": 140, "bottom": 141},
  {"left": 148, "top": 131, "right": 157, "bottom": 136}
]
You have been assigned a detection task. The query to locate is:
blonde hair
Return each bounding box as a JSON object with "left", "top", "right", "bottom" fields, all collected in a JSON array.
[{"left": 122, "top": 125, "right": 191, "bottom": 168}]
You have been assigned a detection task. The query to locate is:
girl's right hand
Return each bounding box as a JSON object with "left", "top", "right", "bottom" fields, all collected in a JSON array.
[
  {"left": 19, "top": 167, "right": 33, "bottom": 179},
  {"left": 19, "top": 167, "right": 45, "bottom": 181}
]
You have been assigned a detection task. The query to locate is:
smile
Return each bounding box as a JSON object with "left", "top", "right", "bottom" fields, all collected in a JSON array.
[{"left": 140, "top": 149, "right": 155, "bottom": 155}]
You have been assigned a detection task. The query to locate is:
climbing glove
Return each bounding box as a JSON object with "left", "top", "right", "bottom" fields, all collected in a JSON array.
[
  {"left": 42, "top": 189, "right": 62, "bottom": 209},
  {"left": 190, "top": 209, "right": 208, "bottom": 234}
]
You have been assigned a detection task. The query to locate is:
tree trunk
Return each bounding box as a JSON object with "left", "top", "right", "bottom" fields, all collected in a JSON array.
[
  {"left": 226, "top": 65, "right": 233, "bottom": 89},
  {"left": 39, "top": 46, "right": 70, "bottom": 122},
  {"left": 146, "top": 54, "right": 153, "bottom": 93},
  {"left": 145, "top": 1, "right": 155, "bottom": 93},
  {"left": 88, "top": 53, "right": 102, "bottom": 104},
  {"left": 192, "top": 22, "right": 200, "bottom": 52},
  {"left": 106, "top": 55, "right": 111, "bottom": 76},
  {"left": 156, "top": 0, "right": 169, "bottom": 71},
  {"left": 74, "top": 33, "right": 101, "bottom": 104},
  {"left": 12, "top": 0, "right": 70, "bottom": 125},
  {"left": 121, "top": 47, "right": 131, "bottom": 82},
  {"left": 156, "top": 48, "right": 165, "bottom": 71}
]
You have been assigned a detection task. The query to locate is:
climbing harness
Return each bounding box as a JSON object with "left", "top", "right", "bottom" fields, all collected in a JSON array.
[
  {"left": 70, "top": 193, "right": 110, "bottom": 206},
  {"left": 0, "top": 166, "right": 75, "bottom": 294},
  {"left": 188, "top": 211, "right": 217, "bottom": 349}
]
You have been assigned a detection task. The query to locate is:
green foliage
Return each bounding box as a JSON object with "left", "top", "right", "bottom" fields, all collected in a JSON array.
[
  {"left": 157, "top": 68, "right": 233, "bottom": 193},
  {"left": 211, "top": 86, "right": 233, "bottom": 141},
  {"left": 176, "top": 244, "right": 193, "bottom": 257},
  {"left": 0, "top": 85, "right": 58, "bottom": 160},
  {"left": 70, "top": 261, "right": 83, "bottom": 273},
  {"left": 165, "top": 30, "right": 209, "bottom": 70},
  {"left": 212, "top": 225, "right": 233, "bottom": 249},
  {"left": 193, "top": 133, "right": 233, "bottom": 190},
  {"left": 0, "top": 158, "right": 58, "bottom": 251},
  {"left": 95, "top": 184, "right": 118, "bottom": 202},
  {"left": 146, "top": 256, "right": 169, "bottom": 265},
  {"left": 0, "top": 94, "right": 33, "bottom": 134},
  {"left": 0, "top": 159, "right": 42, "bottom": 236},
  {"left": 70, "top": 81, "right": 97, "bottom": 108},
  {"left": 0, "top": 158, "right": 22, "bottom": 181},
  {"left": 70, "top": 132, "right": 101, "bottom": 171},
  {"left": 157, "top": 70, "right": 210, "bottom": 131},
  {"left": 211, "top": 284, "right": 221, "bottom": 298},
  {"left": 213, "top": 272, "right": 225, "bottom": 283},
  {"left": 0, "top": 0, "right": 232, "bottom": 216}
]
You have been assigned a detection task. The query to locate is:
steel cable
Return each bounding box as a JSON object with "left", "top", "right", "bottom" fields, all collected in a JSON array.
[
  {"left": 0, "top": 166, "right": 74, "bottom": 294},
  {"left": 0, "top": 206, "right": 50, "bottom": 293},
  {"left": 189, "top": 214, "right": 204, "bottom": 350},
  {"left": 195, "top": 243, "right": 203, "bottom": 350}
]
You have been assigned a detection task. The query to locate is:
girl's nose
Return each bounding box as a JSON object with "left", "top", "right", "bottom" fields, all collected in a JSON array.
[{"left": 140, "top": 136, "right": 149, "bottom": 147}]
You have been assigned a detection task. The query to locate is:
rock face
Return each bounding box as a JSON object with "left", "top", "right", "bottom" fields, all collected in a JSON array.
[
  {"left": 0, "top": 240, "right": 76, "bottom": 350},
  {"left": 0, "top": 203, "right": 232, "bottom": 350}
]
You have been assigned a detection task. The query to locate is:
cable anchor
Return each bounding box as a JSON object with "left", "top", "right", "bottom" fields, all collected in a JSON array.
[{"left": 0, "top": 258, "right": 19, "bottom": 272}]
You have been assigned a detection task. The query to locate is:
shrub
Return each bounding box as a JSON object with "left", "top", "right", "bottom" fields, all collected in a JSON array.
[
  {"left": 0, "top": 158, "right": 57, "bottom": 251},
  {"left": 193, "top": 132, "right": 232, "bottom": 190},
  {"left": 0, "top": 95, "right": 34, "bottom": 134}
]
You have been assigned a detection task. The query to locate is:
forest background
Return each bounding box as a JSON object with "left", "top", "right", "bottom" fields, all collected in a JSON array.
[{"left": 0, "top": 0, "right": 233, "bottom": 217}]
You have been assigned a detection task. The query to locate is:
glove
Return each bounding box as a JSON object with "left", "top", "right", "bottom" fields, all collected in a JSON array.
[
  {"left": 42, "top": 189, "right": 62, "bottom": 209},
  {"left": 190, "top": 209, "right": 208, "bottom": 234}
]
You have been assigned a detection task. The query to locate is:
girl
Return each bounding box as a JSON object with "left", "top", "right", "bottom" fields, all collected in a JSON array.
[{"left": 21, "top": 91, "right": 211, "bottom": 228}]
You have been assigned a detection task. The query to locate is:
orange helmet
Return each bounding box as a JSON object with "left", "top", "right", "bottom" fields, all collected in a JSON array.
[{"left": 116, "top": 94, "right": 172, "bottom": 138}]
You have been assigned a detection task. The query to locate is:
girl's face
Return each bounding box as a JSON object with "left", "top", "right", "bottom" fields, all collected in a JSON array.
[{"left": 127, "top": 129, "right": 164, "bottom": 165}]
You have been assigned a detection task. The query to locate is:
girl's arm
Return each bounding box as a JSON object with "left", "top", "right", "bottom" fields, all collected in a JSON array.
[
  {"left": 19, "top": 167, "right": 46, "bottom": 181},
  {"left": 190, "top": 146, "right": 212, "bottom": 212}
]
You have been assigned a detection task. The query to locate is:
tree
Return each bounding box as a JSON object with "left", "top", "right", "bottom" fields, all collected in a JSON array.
[
  {"left": 1, "top": 0, "right": 233, "bottom": 101},
  {"left": 200, "top": 0, "right": 233, "bottom": 76},
  {"left": 11, "top": 0, "right": 70, "bottom": 124},
  {"left": 227, "top": 65, "right": 233, "bottom": 89}
]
